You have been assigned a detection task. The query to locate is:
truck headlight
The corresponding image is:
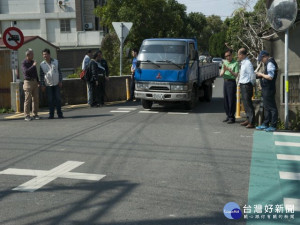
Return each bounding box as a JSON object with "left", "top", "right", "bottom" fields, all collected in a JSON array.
[
  {"left": 170, "top": 84, "right": 188, "bottom": 91},
  {"left": 136, "top": 83, "right": 149, "bottom": 90}
]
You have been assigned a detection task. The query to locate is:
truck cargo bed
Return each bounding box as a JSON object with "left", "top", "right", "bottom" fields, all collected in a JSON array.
[{"left": 198, "top": 63, "right": 219, "bottom": 85}]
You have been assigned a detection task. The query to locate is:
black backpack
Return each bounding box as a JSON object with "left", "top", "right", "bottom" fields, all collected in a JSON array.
[{"left": 84, "top": 61, "right": 92, "bottom": 82}]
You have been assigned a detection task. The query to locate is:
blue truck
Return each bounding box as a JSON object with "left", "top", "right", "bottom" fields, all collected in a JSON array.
[{"left": 134, "top": 38, "right": 219, "bottom": 109}]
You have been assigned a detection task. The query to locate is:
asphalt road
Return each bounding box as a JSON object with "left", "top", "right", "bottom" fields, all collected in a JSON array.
[{"left": 0, "top": 77, "right": 255, "bottom": 225}]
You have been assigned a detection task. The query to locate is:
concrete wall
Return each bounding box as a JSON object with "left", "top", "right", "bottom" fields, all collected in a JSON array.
[
  {"left": 10, "top": 76, "right": 131, "bottom": 112},
  {"left": 265, "top": 22, "right": 300, "bottom": 121}
]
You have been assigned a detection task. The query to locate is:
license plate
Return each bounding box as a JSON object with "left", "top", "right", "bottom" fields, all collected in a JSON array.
[{"left": 153, "top": 93, "right": 164, "bottom": 100}]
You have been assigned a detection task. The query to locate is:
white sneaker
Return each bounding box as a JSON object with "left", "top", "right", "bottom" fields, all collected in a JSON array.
[
  {"left": 24, "top": 116, "right": 32, "bottom": 121},
  {"left": 33, "top": 115, "right": 40, "bottom": 120}
]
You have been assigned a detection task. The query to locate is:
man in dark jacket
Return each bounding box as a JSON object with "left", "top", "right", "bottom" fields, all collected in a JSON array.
[
  {"left": 22, "top": 48, "right": 40, "bottom": 121},
  {"left": 98, "top": 50, "right": 109, "bottom": 105},
  {"left": 255, "top": 50, "right": 278, "bottom": 132},
  {"left": 90, "top": 51, "right": 106, "bottom": 107}
]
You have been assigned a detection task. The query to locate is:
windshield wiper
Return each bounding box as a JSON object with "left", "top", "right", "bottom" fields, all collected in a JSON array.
[
  {"left": 156, "top": 60, "right": 182, "bottom": 69},
  {"left": 138, "top": 60, "right": 160, "bottom": 68}
]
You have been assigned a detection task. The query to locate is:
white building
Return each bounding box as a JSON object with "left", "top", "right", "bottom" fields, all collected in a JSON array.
[{"left": 0, "top": 0, "right": 106, "bottom": 74}]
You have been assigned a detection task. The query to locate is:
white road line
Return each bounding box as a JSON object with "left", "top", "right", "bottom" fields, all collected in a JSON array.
[
  {"left": 117, "top": 108, "right": 137, "bottom": 110},
  {"left": 167, "top": 112, "right": 189, "bottom": 115},
  {"left": 279, "top": 171, "right": 300, "bottom": 181},
  {"left": 61, "top": 172, "right": 105, "bottom": 181},
  {"left": 0, "top": 169, "right": 46, "bottom": 176},
  {"left": 275, "top": 141, "right": 300, "bottom": 147},
  {"left": 13, "top": 161, "right": 84, "bottom": 192},
  {"left": 110, "top": 111, "right": 130, "bottom": 113},
  {"left": 274, "top": 132, "right": 300, "bottom": 137},
  {"left": 277, "top": 154, "right": 300, "bottom": 161},
  {"left": 138, "top": 111, "right": 159, "bottom": 114},
  {"left": 5, "top": 112, "right": 48, "bottom": 119},
  {"left": 284, "top": 198, "right": 300, "bottom": 212},
  {"left": 0, "top": 161, "right": 106, "bottom": 192}
]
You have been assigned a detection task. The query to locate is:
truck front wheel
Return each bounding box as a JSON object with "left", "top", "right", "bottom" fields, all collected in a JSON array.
[
  {"left": 185, "top": 86, "right": 197, "bottom": 109},
  {"left": 142, "top": 99, "right": 153, "bottom": 109},
  {"left": 204, "top": 83, "right": 213, "bottom": 102}
]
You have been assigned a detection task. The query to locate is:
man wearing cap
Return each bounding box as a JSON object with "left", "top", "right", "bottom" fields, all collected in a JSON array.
[{"left": 255, "top": 50, "right": 278, "bottom": 132}]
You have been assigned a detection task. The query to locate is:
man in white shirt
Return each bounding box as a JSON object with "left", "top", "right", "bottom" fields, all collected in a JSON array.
[
  {"left": 238, "top": 48, "right": 255, "bottom": 128},
  {"left": 82, "top": 50, "right": 93, "bottom": 106},
  {"left": 40, "top": 48, "right": 63, "bottom": 119}
]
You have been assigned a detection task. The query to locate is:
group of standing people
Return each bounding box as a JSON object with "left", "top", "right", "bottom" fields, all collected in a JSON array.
[
  {"left": 81, "top": 50, "right": 109, "bottom": 107},
  {"left": 22, "top": 47, "right": 136, "bottom": 121},
  {"left": 220, "top": 48, "right": 278, "bottom": 132},
  {"left": 22, "top": 48, "right": 63, "bottom": 121}
]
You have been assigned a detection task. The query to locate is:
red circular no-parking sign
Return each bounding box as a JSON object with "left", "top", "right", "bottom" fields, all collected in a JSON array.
[{"left": 3, "top": 27, "right": 24, "bottom": 50}]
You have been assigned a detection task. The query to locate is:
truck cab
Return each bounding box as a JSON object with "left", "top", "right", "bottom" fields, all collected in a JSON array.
[{"left": 135, "top": 38, "right": 218, "bottom": 109}]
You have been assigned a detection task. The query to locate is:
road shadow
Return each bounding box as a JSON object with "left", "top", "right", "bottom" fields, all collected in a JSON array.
[{"left": 0, "top": 180, "right": 139, "bottom": 225}]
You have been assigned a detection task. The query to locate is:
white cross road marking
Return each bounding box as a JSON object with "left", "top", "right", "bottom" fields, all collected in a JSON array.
[
  {"left": 110, "top": 110, "right": 130, "bottom": 113},
  {"left": 275, "top": 141, "right": 300, "bottom": 147},
  {"left": 279, "top": 171, "right": 300, "bottom": 181},
  {"left": 0, "top": 161, "right": 106, "bottom": 192},
  {"left": 167, "top": 112, "right": 189, "bottom": 115},
  {"left": 274, "top": 132, "right": 300, "bottom": 137},
  {"left": 284, "top": 198, "right": 300, "bottom": 212},
  {"left": 277, "top": 154, "right": 300, "bottom": 161},
  {"left": 117, "top": 108, "right": 137, "bottom": 110},
  {"left": 138, "top": 111, "right": 159, "bottom": 114}
]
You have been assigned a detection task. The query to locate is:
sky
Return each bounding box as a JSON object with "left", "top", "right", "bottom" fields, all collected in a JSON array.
[{"left": 176, "top": 0, "right": 257, "bottom": 19}]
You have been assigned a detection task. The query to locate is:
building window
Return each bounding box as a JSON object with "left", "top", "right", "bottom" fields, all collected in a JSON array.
[{"left": 60, "top": 19, "right": 71, "bottom": 32}]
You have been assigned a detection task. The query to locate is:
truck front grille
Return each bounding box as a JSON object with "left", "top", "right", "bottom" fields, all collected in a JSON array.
[{"left": 149, "top": 86, "right": 170, "bottom": 91}]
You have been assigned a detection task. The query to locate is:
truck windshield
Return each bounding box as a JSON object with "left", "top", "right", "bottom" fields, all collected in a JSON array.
[{"left": 138, "top": 40, "right": 186, "bottom": 64}]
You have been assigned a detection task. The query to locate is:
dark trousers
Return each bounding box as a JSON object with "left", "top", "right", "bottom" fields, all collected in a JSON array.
[
  {"left": 223, "top": 80, "right": 237, "bottom": 121},
  {"left": 240, "top": 83, "right": 255, "bottom": 125},
  {"left": 93, "top": 81, "right": 105, "bottom": 105},
  {"left": 262, "top": 89, "right": 278, "bottom": 128},
  {"left": 46, "top": 85, "right": 63, "bottom": 117},
  {"left": 130, "top": 78, "right": 135, "bottom": 100}
]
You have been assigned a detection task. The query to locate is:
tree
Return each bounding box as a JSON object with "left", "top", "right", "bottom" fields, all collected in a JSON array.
[
  {"left": 185, "top": 12, "right": 207, "bottom": 51},
  {"left": 95, "top": 0, "right": 187, "bottom": 49},
  {"left": 94, "top": 0, "right": 188, "bottom": 75},
  {"left": 200, "top": 15, "right": 223, "bottom": 53},
  {"left": 100, "top": 32, "right": 131, "bottom": 76},
  {"left": 226, "top": 0, "right": 269, "bottom": 59},
  {"left": 209, "top": 31, "right": 227, "bottom": 57}
]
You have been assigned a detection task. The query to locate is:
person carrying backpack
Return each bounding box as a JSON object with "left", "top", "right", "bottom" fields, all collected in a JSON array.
[
  {"left": 90, "top": 51, "right": 106, "bottom": 107},
  {"left": 81, "top": 50, "right": 93, "bottom": 106}
]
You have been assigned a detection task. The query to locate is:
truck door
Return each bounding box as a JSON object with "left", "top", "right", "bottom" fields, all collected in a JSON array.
[{"left": 188, "top": 42, "right": 198, "bottom": 81}]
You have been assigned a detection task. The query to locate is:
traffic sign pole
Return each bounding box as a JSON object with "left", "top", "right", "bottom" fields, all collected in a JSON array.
[
  {"left": 11, "top": 50, "right": 18, "bottom": 82},
  {"left": 120, "top": 23, "right": 124, "bottom": 76},
  {"left": 284, "top": 30, "right": 289, "bottom": 129},
  {"left": 3, "top": 27, "right": 24, "bottom": 82},
  {"left": 112, "top": 22, "right": 133, "bottom": 76}
]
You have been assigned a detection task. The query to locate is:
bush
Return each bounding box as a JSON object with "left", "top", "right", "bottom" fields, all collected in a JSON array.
[
  {"left": 67, "top": 67, "right": 81, "bottom": 79},
  {"left": 0, "top": 108, "right": 14, "bottom": 114},
  {"left": 290, "top": 107, "right": 300, "bottom": 131},
  {"left": 100, "top": 32, "right": 131, "bottom": 76}
]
